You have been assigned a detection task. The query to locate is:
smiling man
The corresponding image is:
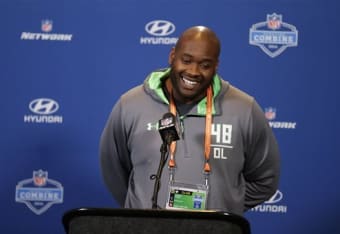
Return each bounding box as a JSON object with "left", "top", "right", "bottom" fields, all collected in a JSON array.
[
  {"left": 167, "top": 26, "right": 220, "bottom": 104},
  {"left": 100, "top": 26, "right": 280, "bottom": 216}
]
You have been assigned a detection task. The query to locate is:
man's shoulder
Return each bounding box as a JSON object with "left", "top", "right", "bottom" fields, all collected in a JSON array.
[
  {"left": 219, "top": 80, "right": 254, "bottom": 104},
  {"left": 229, "top": 85, "right": 254, "bottom": 101},
  {"left": 120, "top": 85, "right": 146, "bottom": 102}
]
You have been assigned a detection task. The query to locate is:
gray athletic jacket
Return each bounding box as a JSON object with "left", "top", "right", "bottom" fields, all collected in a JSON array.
[{"left": 100, "top": 68, "right": 280, "bottom": 215}]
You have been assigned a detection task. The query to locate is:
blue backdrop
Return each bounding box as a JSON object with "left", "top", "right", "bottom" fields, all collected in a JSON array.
[{"left": 1, "top": 0, "right": 339, "bottom": 233}]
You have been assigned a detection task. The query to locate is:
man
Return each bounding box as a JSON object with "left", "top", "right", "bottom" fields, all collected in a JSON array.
[{"left": 100, "top": 26, "right": 280, "bottom": 215}]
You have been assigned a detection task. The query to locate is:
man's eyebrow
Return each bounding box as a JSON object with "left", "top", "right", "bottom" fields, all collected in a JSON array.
[
  {"left": 181, "top": 53, "right": 193, "bottom": 58},
  {"left": 181, "top": 53, "right": 214, "bottom": 62}
]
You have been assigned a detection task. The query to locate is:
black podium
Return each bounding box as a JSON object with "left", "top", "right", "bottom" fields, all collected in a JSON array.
[{"left": 62, "top": 208, "right": 251, "bottom": 234}]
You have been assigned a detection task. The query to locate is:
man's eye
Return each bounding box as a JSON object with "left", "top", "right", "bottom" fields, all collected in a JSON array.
[
  {"left": 201, "top": 63, "right": 211, "bottom": 69},
  {"left": 182, "top": 58, "right": 191, "bottom": 64}
]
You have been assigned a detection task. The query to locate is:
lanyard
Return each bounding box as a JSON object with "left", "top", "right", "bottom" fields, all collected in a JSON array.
[{"left": 167, "top": 85, "right": 213, "bottom": 174}]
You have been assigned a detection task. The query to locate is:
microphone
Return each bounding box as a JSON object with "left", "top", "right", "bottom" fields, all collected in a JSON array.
[
  {"left": 151, "top": 112, "right": 180, "bottom": 209},
  {"left": 158, "top": 112, "right": 180, "bottom": 144}
]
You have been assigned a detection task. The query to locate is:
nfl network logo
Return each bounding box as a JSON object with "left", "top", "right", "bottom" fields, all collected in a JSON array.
[
  {"left": 20, "top": 19, "right": 73, "bottom": 41},
  {"left": 264, "top": 106, "right": 297, "bottom": 129},
  {"left": 249, "top": 13, "right": 298, "bottom": 58}
]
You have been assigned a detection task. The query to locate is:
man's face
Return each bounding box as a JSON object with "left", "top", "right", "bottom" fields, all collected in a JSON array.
[{"left": 168, "top": 38, "right": 219, "bottom": 104}]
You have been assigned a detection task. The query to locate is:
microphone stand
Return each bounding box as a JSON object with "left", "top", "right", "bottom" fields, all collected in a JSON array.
[{"left": 151, "top": 139, "right": 169, "bottom": 209}]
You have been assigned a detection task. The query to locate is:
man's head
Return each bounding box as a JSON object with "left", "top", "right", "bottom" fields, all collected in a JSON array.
[{"left": 168, "top": 26, "right": 220, "bottom": 104}]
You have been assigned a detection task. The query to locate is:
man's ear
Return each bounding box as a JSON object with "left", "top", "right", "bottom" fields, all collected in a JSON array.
[
  {"left": 215, "top": 60, "right": 219, "bottom": 71},
  {"left": 168, "top": 47, "right": 175, "bottom": 65}
]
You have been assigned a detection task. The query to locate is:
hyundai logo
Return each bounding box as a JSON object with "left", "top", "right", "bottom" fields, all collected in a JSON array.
[
  {"left": 265, "top": 190, "right": 283, "bottom": 204},
  {"left": 145, "top": 20, "right": 175, "bottom": 36},
  {"left": 29, "top": 98, "right": 59, "bottom": 115}
]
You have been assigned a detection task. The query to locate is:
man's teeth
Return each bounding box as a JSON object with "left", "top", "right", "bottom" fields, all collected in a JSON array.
[{"left": 182, "top": 77, "right": 197, "bottom": 85}]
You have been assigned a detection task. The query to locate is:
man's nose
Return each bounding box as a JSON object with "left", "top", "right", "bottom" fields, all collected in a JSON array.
[{"left": 187, "top": 63, "right": 200, "bottom": 76}]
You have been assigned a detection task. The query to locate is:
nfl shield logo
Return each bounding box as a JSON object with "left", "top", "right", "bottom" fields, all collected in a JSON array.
[
  {"left": 33, "top": 170, "right": 47, "bottom": 186},
  {"left": 267, "top": 13, "right": 282, "bottom": 30},
  {"left": 41, "top": 20, "right": 53, "bottom": 32},
  {"left": 265, "top": 107, "right": 276, "bottom": 120},
  {"left": 161, "top": 117, "right": 173, "bottom": 126}
]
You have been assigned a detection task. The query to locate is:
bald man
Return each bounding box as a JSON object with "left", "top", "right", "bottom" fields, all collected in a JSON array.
[{"left": 100, "top": 26, "right": 280, "bottom": 215}]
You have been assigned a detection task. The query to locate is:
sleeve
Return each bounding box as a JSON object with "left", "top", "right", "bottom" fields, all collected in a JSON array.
[
  {"left": 243, "top": 100, "right": 280, "bottom": 210},
  {"left": 99, "top": 99, "right": 132, "bottom": 206}
]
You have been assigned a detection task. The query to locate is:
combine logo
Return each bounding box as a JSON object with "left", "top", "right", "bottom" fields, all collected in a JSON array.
[
  {"left": 24, "top": 98, "right": 63, "bottom": 124},
  {"left": 140, "top": 20, "right": 178, "bottom": 45},
  {"left": 265, "top": 107, "right": 296, "bottom": 129},
  {"left": 15, "top": 170, "right": 64, "bottom": 215},
  {"left": 21, "top": 19, "right": 73, "bottom": 41},
  {"left": 249, "top": 13, "right": 298, "bottom": 58},
  {"left": 251, "top": 190, "right": 288, "bottom": 213}
]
